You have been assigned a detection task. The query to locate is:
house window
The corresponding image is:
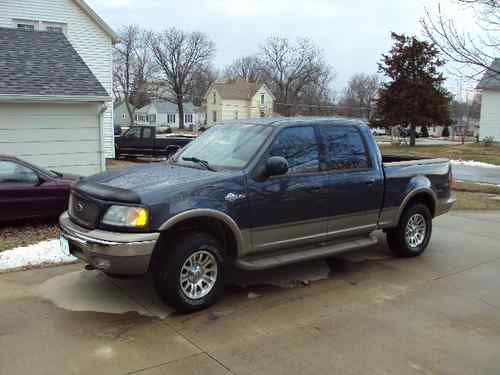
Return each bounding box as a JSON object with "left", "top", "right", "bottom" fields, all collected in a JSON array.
[
  {"left": 212, "top": 111, "right": 217, "bottom": 123},
  {"left": 185, "top": 113, "right": 193, "bottom": 123},
  {"left": 46, "top": 26, "right": 63, "bottom": 33},
  {"left": 213, "top": 92, "right": 217, "bottom": 104},
  {"left": 260, "top": 94, "right": 265, "bottom": 105},
  {"left": 167, "top": 114, "right": 176, "bottom": 123},
  {"left": 234, "top": 111, "right": 239, "bottom": 120},
  {"left": 122, "top": 113, "right": 126, "bottom": 119},
  {"left": 43, "top": 22, "right": 66, "bottom": 34},
  {"left": 147, "top": 114, "right": 156, "bottom": 123},
  {"left": 17, "top": 23, "right": 35, "bottom": 31}
]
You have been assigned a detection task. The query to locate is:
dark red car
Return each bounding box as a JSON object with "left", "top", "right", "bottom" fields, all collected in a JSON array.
[{"left": 0, "top": 155, "right": 80, "bottom": 222}]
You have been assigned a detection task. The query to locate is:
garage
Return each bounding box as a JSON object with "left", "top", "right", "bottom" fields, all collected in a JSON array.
[
  {"left": 0, "top": 103, "right": 105, "bottom": 175},
  {"left": 0, "top": 27, "right": 110, "bottom": 176}
]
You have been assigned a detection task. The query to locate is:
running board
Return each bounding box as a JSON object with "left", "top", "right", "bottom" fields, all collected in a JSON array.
[{"left": 235, "top": 235, "right": 378, "bottom": 271}]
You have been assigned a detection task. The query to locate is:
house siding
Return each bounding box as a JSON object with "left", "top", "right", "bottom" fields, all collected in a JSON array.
[
  {"left": 0, "top": 0, "right": 114, "bottom": 157},
  {"left": 135, "top": 103, "right": 200, "bottom": 128},
  {"left": 0, "top": 103, "right": 104, "bottom": 176},
  {"left": 479, "top": 90, "right": 500, "bottom": 140}
]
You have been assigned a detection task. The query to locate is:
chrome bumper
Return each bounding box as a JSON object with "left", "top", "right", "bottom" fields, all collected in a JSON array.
[{"left": 59, "top": 212, "right": 159, "bottom": 275}]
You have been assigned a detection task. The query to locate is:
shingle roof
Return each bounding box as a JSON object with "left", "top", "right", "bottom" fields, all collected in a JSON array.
[
  {"left": 211, "top": 80, "right": 264, "bottom": 100},
  {"left": 476, "top": 58, "right": 500, "bottom": 91},
  {"left": 0, "top": 27, "right": 109, "bottom": 99},
  {"left": 137, "top": 100, "right": 199, "bottom": 114}
]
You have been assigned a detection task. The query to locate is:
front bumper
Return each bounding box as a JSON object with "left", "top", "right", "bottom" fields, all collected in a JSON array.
[{"left": 59, "top": 212, "right": 159, "bottom": 275}]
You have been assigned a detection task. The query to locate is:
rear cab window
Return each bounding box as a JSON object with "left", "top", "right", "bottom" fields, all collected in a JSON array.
[{"left": 319, "top": 125, "right": 371, "bottom": 171}]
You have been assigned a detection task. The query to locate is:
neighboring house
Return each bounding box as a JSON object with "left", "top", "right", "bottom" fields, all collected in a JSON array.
[
  {"left": 204, "top": 80, "right": 275, "bottom": 126},
  {"left": 135, "top": 101, "right": 201, "bottom": 129},
  {"left": 114, "top": 102, "right": 135, "bottom": 128},
  {"left": 0, "top": 0, "right": 118, "bottom": 166},
  {"left": 477, "top": 58, "right": 500, "bottom": 140}
]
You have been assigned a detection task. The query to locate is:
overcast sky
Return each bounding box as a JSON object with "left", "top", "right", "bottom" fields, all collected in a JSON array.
[{"left": 87, "top": 0, "right": 474, "bottom": 96}]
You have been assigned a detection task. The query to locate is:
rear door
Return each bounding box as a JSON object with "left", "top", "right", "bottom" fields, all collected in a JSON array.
[
  {"left": 248, "top": 126, "right": 330, "bottom": 253},
  {"left": 318, "top": 125, "right": 384, "bottom": 239}
]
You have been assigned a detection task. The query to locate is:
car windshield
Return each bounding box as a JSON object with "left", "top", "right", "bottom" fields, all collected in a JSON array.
[{"left": 175, "top": 124, "right": 273, "bottom": 170}]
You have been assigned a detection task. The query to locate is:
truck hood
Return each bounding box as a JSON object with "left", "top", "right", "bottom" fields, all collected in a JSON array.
[{"left": 82, "top": 162, "right": 234, "bottom": 201}]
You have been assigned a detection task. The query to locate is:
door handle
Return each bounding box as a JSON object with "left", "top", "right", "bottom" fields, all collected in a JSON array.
[{"left": 365, "top": 179, "right": 376, "bottom": 186}]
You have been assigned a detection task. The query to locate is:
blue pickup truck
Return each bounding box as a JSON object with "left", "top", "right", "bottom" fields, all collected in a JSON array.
[{"left": 60, "top": 118, "right": 455, "bottom": 312}]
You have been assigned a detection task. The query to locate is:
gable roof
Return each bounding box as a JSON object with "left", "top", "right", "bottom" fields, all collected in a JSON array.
[
  {"left": 208, "top": 80, "right": 275, "bottom": 101},
  {"left": 0, "top": 27, "right": 110, "bottom": 101},
  {"left": 136, "top": 100, "right": 199, "bottom": 114},
  {"left": 73, "top": 0, "right": 119, "bottom": 43},
  {"left": 476, "top": 58, "right": 500, "bottom": 91}
]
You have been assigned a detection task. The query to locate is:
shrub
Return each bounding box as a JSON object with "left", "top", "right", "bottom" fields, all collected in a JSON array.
[
  {"left": 421, "top": 126, "right": 429, "bottom": 138},
  {"left": 441, "top": 126, "right": 450, "bottom": 137}
]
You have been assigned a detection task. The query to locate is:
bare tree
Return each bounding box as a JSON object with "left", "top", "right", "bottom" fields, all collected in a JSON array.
[
  {"left": 224, "top": 55, "right": 263, "bottom": 82},
  {"left": 148, "top": 28, "right": 215, "bottom": 129},
  {"left": 259, "top": 36, "right": 334, "bottom": 114},
  {"left": 421, "top": 1, "right": 500, "bottom": 78},
  {"left": 113, "top": 25, "right": 155, "bottom": 125},
  {"left": 188, "top": 65, "right": 218, "bottom": 107},
  {"left": 341, "top": 73, "right": 381, "bottom": 119}
]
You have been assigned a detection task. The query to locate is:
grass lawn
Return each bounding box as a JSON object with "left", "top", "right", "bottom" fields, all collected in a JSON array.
[
  {"left": 379, "top": 142, "right": 500, "bottom": 166},
  {"left": 452, "top": 191, "right": 500, "bottom": 210}
]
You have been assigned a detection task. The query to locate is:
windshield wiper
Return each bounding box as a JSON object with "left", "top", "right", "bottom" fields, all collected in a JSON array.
[{"left": 182, "top": 157, "right": 217, "bottom": 172}]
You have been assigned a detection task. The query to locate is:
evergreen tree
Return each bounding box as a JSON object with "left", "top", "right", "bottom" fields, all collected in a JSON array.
[{"left": 371, "top": 33, "right": 452, "bottom": 146}]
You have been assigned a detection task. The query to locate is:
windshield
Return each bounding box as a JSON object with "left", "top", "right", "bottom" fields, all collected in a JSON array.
[{"left": 175, "top": 124, "right": 273, "bottom": 169}]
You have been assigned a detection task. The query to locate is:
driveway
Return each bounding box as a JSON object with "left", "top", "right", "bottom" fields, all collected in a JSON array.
[{"left": 1, "top": 211, "right": 500, "bottom": 374}]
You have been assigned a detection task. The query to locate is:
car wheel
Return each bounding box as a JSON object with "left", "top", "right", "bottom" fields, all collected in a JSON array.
[
  {"left": 153, "top": 232, "right": 224, "bottom": 313},
  {"left": 386, "top": 203, "right": 432, "bottom": 257}
]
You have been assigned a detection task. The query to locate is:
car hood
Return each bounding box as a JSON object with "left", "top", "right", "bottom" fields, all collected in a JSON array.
[{"left": 83, "top": 162, "right": 235, "bottom": 201}]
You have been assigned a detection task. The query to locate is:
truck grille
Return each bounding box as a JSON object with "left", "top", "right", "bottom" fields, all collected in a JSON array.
[{"left": 68, "top": 192, "right": 101, "bottom": 229}]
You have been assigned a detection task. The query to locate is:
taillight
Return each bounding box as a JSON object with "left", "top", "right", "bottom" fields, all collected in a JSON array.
[{"left": 448, "top": 166, "right": 454, "bottom": 186}]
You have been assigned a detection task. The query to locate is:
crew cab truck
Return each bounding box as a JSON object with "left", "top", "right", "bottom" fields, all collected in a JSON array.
[
  {"left": 115, "top": 125, "right": 195, "bottom": 158},
  {"left": 60, "top": 118, "right": 455, "bottom": 312}
]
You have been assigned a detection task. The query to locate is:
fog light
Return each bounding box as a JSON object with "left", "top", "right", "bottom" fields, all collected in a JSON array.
[{"left": 93, "top": 258, "right": 111, "bottom": 270}]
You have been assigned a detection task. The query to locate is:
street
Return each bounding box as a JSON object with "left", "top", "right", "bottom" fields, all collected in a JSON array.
[{"left": 1, "top": 211, "right": 500, "bottom": 375}]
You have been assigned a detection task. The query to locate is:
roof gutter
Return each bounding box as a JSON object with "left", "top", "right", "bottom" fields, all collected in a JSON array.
[{"left": 0, "top": 94, "right": 111, "bottom": 103}]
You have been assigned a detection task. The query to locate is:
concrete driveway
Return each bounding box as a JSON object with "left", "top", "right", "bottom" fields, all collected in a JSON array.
[{"left": 1, "top": 211, "right": 500, "bottom": 375}]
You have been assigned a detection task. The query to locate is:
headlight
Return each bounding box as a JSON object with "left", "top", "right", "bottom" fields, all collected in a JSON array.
[{"left": 102, "top": 205, "right": 148, "bottom": 228}]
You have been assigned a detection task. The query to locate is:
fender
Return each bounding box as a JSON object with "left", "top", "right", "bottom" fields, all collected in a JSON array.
[
  {"left": 396, "top": 186, "right": 437, "bottom": 224},
  {"left": 158, "top": 208, "right": 248, "bottom": 255}
]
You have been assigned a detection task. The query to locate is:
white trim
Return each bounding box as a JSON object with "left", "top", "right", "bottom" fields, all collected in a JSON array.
[{"left": 0, "top": 94, "right": 110, "bottom": 103}]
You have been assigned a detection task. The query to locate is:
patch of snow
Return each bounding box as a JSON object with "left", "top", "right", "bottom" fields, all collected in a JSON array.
[
  {"left": 451, "top": 160, "right": 500, "bottom": 168},
  {"left": 0, "top": 239, "right": 77, "bottom": 273}
]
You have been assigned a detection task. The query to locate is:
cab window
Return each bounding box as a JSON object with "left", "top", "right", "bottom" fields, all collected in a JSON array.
[{"left": 268, "top": 127, "right": 320, "bottom": 174}]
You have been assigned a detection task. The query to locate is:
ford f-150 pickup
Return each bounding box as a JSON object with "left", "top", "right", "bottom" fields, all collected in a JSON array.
[
  {"left": 60, "top": 118, "right": 455, "bottom": 312},
  {"left": 115, "top": 125, "right": 195, "bottom": 158}
]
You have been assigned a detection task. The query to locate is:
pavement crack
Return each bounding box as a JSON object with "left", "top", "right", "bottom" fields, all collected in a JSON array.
[
  {"left": 431, "top": 255, "right": 500, "bottom": 281},
  {"left": 122, "top": 353, "right": 202, "bottom": 375}
]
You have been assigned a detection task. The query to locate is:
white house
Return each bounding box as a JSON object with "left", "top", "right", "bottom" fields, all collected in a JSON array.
[
  {"left": 135, "top": 101, "right": 201, "bottom": 129},
  {"left": 204, "top": 80, "right": 275, "bottom": 126},
  {"left": 477, "top": 58, "right": 500, "bottom": 141},
  {"left": 0, "top": 0, "right": 117, "bottom": 175}
]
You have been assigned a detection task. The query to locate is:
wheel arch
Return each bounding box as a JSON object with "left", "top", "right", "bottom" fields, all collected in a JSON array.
[
  {"left": 156, "top": 209, "right": 246, "bottom": 260},
  {"left": 396, "top": 188, "right": 437, "bottom": 224}
]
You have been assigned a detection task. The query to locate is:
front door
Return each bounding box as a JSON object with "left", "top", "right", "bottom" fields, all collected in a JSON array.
[
  {"left": 247, "top": 126, "right": 330, "bottom": 253},
  {"left": 318, "top": 125, "right": 384, "bottom": 238},
  {"left": 0, "top": 160, "right": 53, "bottom": 220}
]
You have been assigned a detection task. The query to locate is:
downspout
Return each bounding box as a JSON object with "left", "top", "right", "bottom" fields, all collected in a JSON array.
[{"left": 98, "top": 103, "right": 108, "bottom": 172}]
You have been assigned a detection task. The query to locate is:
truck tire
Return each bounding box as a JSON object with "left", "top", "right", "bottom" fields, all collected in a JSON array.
[
  {"left": 386, "top": 203, "right": 432, "bottom": 257},
  {"left": 153, "top": 232, "right": 224, "bottom": 313}
]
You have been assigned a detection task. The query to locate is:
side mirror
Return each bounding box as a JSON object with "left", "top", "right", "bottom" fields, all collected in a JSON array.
[{"left": 265, "top": 156, "right": 288, "bottom": 178}]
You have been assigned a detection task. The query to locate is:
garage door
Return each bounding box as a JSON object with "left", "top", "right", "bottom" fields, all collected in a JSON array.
[{"left": 0, "top": 103, "right": 103, "bottom": 176}]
